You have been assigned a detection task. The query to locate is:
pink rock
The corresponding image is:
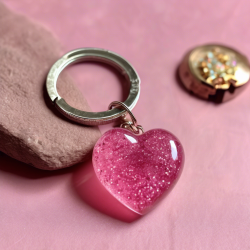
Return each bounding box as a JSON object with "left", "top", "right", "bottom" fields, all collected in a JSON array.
[
  {"left": 0, "top": 3, "right": 101, "bottom": 170},
  {"left": 93, "top": 128, "right": 184, "bottom": 214}
]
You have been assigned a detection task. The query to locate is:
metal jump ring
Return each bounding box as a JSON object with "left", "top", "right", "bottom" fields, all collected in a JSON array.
[
  {"left": 46, "top": 48, "right": 140, "bottom": 125},
  {"left": 109, "top": 101, "right": 144, "bottom": 134},
  {"left": 108, "top": 101, "right": 138, "bottom": 126}
]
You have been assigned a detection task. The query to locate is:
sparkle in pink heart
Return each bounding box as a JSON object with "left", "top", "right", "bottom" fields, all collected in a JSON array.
[{"left": 92, "top": 128, "right": 184, "bottom": 215}]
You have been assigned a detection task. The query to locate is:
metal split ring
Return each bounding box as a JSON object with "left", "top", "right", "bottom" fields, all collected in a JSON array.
[{"left": 46, "top": 48, "right": 141, "bottom": 125}]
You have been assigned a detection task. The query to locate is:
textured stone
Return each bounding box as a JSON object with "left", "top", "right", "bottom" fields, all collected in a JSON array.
[
  {"left": 93, "top": 128, "right": 184, "bottom": 214},
  {"left": 0, "top": 3, "right": 101, "bottom": 170}
]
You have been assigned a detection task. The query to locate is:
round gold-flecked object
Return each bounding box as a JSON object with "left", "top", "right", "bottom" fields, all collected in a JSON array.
[{"left": 179, "top": 44, "right": 250, "bottom": 102}]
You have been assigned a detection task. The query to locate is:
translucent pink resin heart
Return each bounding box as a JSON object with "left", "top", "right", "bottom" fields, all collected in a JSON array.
[{"left": 92, "top": 128, "right": 184, "bottom": 215}]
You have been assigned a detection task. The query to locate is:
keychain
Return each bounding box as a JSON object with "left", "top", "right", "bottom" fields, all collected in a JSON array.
[{"left": 46, "top": 48, "right": 184, "bottom": 215}]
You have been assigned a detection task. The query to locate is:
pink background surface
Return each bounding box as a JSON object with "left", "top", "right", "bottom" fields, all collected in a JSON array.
[{"left": 1, "top": 0, "right": 250, "bottom": 249}]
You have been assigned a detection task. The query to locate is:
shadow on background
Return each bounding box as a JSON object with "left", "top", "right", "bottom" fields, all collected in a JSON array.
[
  {"left": 0, "top": 152, "right": 74, "bottom": 179},
  {"left": 72, "top": 159, "right": 141, "bottom": 223},
  {"left": 0, "top": 152, "right": 140, "bottom": 222}
]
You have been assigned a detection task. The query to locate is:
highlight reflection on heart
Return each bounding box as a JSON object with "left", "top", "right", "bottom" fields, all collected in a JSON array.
[{"left": 93, "top": 128, "right": 184, "bottom": 215}]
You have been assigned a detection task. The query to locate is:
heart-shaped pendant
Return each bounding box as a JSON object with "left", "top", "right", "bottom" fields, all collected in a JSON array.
[{"left": 93, "top": 128, "right": 184, "bottom": 215}]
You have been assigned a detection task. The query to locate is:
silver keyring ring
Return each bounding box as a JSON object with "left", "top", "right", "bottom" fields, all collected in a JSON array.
[{"left": 46, "top": 48, "right": 140, "bottom": 125}]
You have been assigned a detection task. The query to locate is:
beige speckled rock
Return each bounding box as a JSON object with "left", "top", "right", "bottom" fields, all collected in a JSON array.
[{"left": 0, "top": 3, "right": 101, "bottom": 170}]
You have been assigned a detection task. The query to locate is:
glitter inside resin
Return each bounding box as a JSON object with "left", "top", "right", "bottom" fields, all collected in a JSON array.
[{"left": 92, "top": 128, "right": 184, "bottom": 215}]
